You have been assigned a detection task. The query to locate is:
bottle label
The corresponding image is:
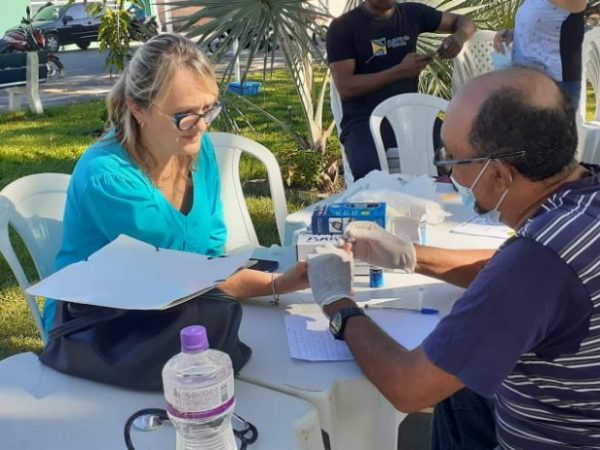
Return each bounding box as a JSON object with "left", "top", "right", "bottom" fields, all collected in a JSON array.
[{"left": 165, "top": 376, "right": 235, "bottom": 420}]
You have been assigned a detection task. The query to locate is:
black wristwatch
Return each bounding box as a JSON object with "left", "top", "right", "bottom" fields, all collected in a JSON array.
[{"left": 329, "top": 307, "right": 366, "bottom": 341}]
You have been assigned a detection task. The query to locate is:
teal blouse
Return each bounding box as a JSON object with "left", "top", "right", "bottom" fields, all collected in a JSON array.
[{"left": 43, "top": 132, "right": 227, "bottom": 332}]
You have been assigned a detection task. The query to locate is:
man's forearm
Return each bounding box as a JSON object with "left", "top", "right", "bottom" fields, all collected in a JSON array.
[
  {"left": 414, "top": 246, "right": 494, "bottom": 288},
  {"left": 334, "top": 65, "right": 408, "bottom": 101},
  {"left": 452, "top": 15, "right": 476, "bottom": 43},
  {"left": 324, "top": 298, "right": 463, "bottom": 412}
]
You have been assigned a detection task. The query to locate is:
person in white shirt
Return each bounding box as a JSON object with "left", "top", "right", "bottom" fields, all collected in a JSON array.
[{"left": 494, "top": 0, "right": 586, "bottom": 107}]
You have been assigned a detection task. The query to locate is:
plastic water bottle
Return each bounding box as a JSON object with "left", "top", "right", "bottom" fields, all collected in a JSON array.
[{"left": 162, "top": 325, "right": 236, "bottom": 450}]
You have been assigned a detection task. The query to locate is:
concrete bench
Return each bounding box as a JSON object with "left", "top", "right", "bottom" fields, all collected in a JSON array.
[{"left": 0, "top": 51, "right": 48, "bottom": 114}]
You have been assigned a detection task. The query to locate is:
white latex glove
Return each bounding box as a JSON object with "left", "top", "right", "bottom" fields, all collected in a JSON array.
[
  {"left": 307, "top": 246, "right": 353, "bottom": 306},
  {"left": 344, "top": 221, "right": 417, "bottom": 271}
]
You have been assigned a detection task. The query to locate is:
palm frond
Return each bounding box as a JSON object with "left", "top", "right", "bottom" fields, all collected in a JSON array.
[
  {"left": 416, "top": 0, "right": 520, "bottom": 98},
  {"left": 169, "top": 0, "right": 329, "bottom": 83}
]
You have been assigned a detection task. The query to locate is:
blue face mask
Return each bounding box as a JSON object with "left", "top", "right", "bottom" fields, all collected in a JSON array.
[
  {"left": 451, "top": 160, "right": 511, "bottom": 223},
  {"left": 453, "top": 178, "right": 476, "bottom": 211}
]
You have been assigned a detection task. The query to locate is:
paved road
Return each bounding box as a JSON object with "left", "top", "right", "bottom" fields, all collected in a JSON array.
[{"left": 0, "top": 45, "right": 284, "bottom": 113}]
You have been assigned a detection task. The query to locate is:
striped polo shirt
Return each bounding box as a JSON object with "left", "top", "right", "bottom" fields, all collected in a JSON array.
[
  {"left": 513, "top": 0, "right": 584, "bottom": 82},
  {"left": 424, "top": 164, "right": 600, "bottom": 449},
  {"left": 495, "top": 166, "right": 600, "bottom": 448}
]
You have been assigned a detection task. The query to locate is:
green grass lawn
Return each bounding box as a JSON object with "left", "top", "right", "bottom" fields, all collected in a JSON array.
[{"left": 0, "top": 69, "right": 337, "bottom": 359}]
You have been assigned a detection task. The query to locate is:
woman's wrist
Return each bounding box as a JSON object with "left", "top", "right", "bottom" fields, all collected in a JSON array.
[{"left": 270, "top": 272, "right": 280, "bottom": 305}]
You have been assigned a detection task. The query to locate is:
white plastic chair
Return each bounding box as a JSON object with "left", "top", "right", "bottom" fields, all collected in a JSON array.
[
  {"left": 580, "top": 27, "right": 600, "bottom": 163},
  {"left": 451, "top": 30, "right": 497, "bottom": 95},
  {"left": 209, "top": 132, "right": 288, "bottom": 252},
  {"left": 0, "top": 173, "right": 70, "bottom": 343},
  {"left": 369, "top": 93, "right": 449, "bottom": 177},
  {"left": 581, "top": 27, "right": 600, "bottom": 121},
  {"left": 329, "top": 79, "right": 355, "bottom": 186}
]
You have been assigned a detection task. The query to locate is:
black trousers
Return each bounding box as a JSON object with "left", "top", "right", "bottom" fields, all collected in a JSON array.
[
  {"left": 430, "top": 388, "right": 498, "bottom": 450},
  {"left": 340, "top": 117, "right": 443, "bottom": 181}
]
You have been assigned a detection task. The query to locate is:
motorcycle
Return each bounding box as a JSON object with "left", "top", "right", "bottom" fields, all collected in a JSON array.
[
  {"left": 0, "top": 7, "right": 64, "bottom": 78},
  {"left": 127, "top": 5, "right": 159, "bottom": 42},
  {"left": 129, "top": 15, "right": 159, "bottom": 42}
]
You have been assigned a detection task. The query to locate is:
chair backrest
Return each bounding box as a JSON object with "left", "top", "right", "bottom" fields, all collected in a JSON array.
[
  {"left": 451, "top": 30, "right": 497, "bottom": 95},
  {"left": 369, "top": 93, "right": 449, "bottom": 177},
  {"left": 0, "top": 173, "right": 70, "bottom": 343},
  {"left": 581, "top": 27, "right": 600, "bottom": 122},
  {"left": 209, "top": 132, "right": 288, "bottom": 252},
  {"left": 329, "top": 79, "right": 355, "bottom": 186}
]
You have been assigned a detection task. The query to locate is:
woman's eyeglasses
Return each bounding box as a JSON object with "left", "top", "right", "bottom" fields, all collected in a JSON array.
[
  {"left": 433, "top": 146, "right": 526, "bottom": 175},
  {"left": 159, "top": 100, "right": 223, "bottom": 131}
]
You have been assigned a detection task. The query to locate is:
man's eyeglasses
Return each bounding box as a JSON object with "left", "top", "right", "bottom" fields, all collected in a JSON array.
[
  {"left": 162, "top": 100, "right": 223, "bottom": 131},
  {"left": 434, "top": 147, "right": 526, "bottom": 175}
]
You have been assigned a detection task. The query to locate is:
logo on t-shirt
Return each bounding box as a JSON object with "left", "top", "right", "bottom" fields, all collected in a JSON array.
[
  {"left": 366, "top": 35, "right": 410, "bottom": 64},
  {"left": 388, "top": 35, "right": 410, "bottom": 49},
  {"left": 370, "top": 38, "right": 388, "bottom": 58}
]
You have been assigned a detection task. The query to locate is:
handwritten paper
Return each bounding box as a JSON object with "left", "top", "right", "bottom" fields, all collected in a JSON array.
[
  {"left": 285, "top": 314, "right": 354, "bottom": 361},
  {"left": 27, "top": 235, "right": 251, "bottom": 310},
  {"left": 285, "top": 309, "right": 439, "bottom": 362}
]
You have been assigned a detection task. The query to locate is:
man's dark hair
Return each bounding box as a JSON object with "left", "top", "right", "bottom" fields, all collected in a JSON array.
[{"left": 468, "top": 84, "right": 577, "bottom": 181}]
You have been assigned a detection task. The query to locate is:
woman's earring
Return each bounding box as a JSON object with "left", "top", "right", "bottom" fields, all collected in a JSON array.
[{"left": 139, "top": 121, "right": 145, "bottom": 129}]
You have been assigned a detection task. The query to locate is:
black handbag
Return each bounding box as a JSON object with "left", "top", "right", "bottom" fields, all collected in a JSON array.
[{"left": 39, "top": 288, "right": 252, "bottom": 391}]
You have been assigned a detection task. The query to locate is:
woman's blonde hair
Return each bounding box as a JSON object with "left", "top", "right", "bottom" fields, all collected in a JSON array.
[{"left": 106, "top": 33, "right": 218, "bottom": 177}]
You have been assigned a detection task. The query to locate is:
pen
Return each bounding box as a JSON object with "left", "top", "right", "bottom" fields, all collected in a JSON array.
[{"left": 363, "top": 304, "right": 439, "bottom": 315}]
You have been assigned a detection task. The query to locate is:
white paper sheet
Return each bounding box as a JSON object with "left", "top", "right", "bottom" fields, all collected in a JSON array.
[
  {"left": 450, "top": 215, "right": 514, "bottom": 239},
  {"left": 26, "top": 235, "right": 251, "bottom": 310},
  {"left": 285, "top": 309, "right": 439, "bottom": 362},
  {"left": 285, "top": 314, "right": 354, "bottom": 361}
]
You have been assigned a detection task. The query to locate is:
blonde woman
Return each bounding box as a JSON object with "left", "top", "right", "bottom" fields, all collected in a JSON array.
[{"left": 41, "top": 34, "right": 307, "bottom": 386}]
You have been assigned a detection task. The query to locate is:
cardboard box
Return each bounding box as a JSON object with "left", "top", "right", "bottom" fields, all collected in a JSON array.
[
  {"left": 296, "top": 234, "right": 338, "bottom": 261},
  {"left": 311, "top": 202, "right": 386, "bottom": 235},
  {"left": 296, "top": 233, "right": 369, "bottom": 276}
]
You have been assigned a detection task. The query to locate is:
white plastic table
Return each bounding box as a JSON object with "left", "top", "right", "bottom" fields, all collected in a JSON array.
[
  {"left": 0, "top": 352, "right": 325, "bottom": 450},
  {"left": 240, "top": 189, "right": 506, "bottom": 450}
]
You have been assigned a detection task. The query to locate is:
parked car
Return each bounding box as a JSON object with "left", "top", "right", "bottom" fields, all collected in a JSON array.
[{"left": 16, "top": 2, "right": 103, "bottom": 52}]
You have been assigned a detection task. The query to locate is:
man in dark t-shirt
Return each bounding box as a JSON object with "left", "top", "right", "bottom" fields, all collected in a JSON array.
[{"left": 327, "top": 0, "right": 475, "bottom": 180}]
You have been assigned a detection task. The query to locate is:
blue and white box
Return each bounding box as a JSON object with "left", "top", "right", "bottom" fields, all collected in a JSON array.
[{"left": 311, "top": 202, "right": 386, "bottom": 235}]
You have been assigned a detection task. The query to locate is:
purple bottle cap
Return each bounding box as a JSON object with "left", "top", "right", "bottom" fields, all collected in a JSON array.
[{"left": 180, "top": 325, "right": 209, "bottom": 353}]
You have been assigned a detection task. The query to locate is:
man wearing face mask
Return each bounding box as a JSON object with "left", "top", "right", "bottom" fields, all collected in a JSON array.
[{"left": 307, "top": 67, "right": 600, "bottom": 449}]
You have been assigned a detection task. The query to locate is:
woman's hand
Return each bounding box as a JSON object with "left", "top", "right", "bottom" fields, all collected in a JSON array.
[
  {"left": 493, "top": 30, "right": 513, "bottom": 53},
  {"left": 273, "top": 261, "right": 309, "bottom": 294}
]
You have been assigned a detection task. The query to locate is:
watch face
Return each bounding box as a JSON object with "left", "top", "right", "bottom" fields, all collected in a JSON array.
[{"left": 330, "top": 311, "right": 343, "bottom": 335}]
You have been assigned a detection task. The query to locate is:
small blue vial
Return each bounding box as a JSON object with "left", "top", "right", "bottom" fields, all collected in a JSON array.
[{"left": 369, "top": 266, "right": 384, "bottom": 288}]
